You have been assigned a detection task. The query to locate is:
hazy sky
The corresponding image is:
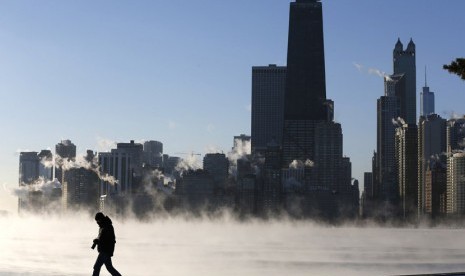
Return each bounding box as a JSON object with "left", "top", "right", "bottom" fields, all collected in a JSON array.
[{"left": 0, "top": 0, "right": 464, "bottom": 212}]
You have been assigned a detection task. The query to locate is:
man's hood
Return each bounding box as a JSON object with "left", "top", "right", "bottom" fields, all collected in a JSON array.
[{"left": 98, "top": 216, "right": 113, "bottom": 227}]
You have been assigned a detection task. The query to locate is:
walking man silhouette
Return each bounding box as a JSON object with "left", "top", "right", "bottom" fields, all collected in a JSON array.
[{"left": 92, "top": 212, "right": 122, "bottom": 276}]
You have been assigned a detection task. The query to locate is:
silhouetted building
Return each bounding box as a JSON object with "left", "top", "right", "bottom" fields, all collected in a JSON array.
[
  {"left": 259, "top": 141, "right": 282, "bottom": 214},
  {"left": 447, "top": 153, "right": 465, "bottom": 216},
  {"left": 417, "top": 114, "right": 446, "bottom": 217},
  {"left": 447, "top": 117, "right": 465, "bottom": 154},
  {"left": 19, "top": 152, "right": 39, "bottom": 185},
  {"left": 282, "top": 0, "right": 328, "bottom": 173},
  {"left": 18, "top": 152, "right": 40, "bottom": 213},
  {"left": 315, "top": 121, "right": 343, "bottom": 193},
  {"left": 143, "top": 140, "right": 163, "bottom": 168},
  {"left": 233, "top": 134, "right": 251, "bottom": 150},
  {"left": 393, "top": 38, "right": 416, "bottom": 124},
  {"left": 279, "top": 0, "right": 351, "bottom": 219},
  {"left": 175, "top": 169, "right": 215, "bottom": 212},
  {"left": 372, "top": 151, "right": 380, "bottom": 199},
  {"left": 163, "top": 156, "right": 181, "bottom": 176},
  {"left": 377, "top": 76, "right": 401, "bottom": 203},
  {"left": 364, "top": 172, "right": 373, "bottom": 199},
  {"left": 62, "top": 150, "right": 99, "bottom": 211},
  {"left": 251, "top": 65, "right": 286, "bottom": 154},
  {"left": 55, "top": 139, "right": 76, "bottom": 184},
  {"left": 425, "top": 161, "right": 447, "bottom": 218},
  {"left": 237, "top": 174, "right": 257, "bottom": 215},
  {"left": 203, "top": 153, "right": 229, "bottom": 188},
  {"left": 38, "top": 150, "right": 53, "bottom": 181},
  {"left": 98, "top": 140, "right": 144, "bottom": 197},
  {"left": 284, "top": 0, "right": 327, "bottom": 122},
  {"left": 395, "top": 123, "right": 418, "bottom": 219}
]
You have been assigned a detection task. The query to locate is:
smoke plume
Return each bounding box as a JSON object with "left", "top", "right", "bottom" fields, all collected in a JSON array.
[{"left": 289, "top": 159, "right": 314, "bottom": 169}]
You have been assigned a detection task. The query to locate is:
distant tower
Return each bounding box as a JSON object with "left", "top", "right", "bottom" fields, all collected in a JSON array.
[
  {"left": 62, "top": 150, "right": 99, "bottom": 211},
  {"left": 19, "top": 152, "right": 39, "bottom": 185},
  {"left": 376, "top": 75, "right": 401, "bottom": 202},
  {"left": 203, "top": 153, "right": 229, "bottom": 188},
  {"left": 393, "top": 38, "right": 416, "bottom": 124},
  {"left": 364, "top": 172, "right": 373, "bottom": 199},
  {"left": 55, "top": 139, "right": 77, "bottom": 183},
  {"left": 233, "top": 134, "right": 251, "bottom": 152},
  {"left": 38, "top": 150, "right": 53, "bottom": 181},
  {"left": 420, "top": 68, "right": 435, "bottom": 117},
  {"left": 395, "top": 123, "right": 418, "bottom": 219},
  {"left": 18, "top": 152, "right": 40, "bottom": 213},
  {"left": 143, "top": 140, "right": 163, "bottom": 168},
  {"left": 98, "top": 140, "right": 144, "bottom": 196},
  {"left": 251, "top": 64, "right": 286, "bottom": 154}
]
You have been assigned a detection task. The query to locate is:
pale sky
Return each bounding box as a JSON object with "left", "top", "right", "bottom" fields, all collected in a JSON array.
[{"left": 1, "top": 0, "right": 464, "bottom": 212}]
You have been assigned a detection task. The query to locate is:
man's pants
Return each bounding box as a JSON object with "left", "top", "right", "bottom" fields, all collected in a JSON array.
[{"left": 92, "top": 252, "right": 122, "bottom": 276}]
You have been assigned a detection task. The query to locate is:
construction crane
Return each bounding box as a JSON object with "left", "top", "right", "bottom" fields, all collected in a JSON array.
[{"left": 174, "top": 151, "right": 202, "bottom": 158}]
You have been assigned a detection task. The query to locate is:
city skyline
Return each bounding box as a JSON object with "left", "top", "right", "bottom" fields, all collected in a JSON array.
[{"left": 1, "top": 0, "right": 465, "bottom": 213}]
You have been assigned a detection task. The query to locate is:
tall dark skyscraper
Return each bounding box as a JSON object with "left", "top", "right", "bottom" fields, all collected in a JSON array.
[
  {"left": 284, "top": 0, "right": 326, "bottom": 121},
  {"left": 251, "top": 65, "right": 286, "bottom": 154},
  {"left": 393, "top": 38, "right": 416, "bottom": 124},
  {"left": 376, "top": 75, "right": 401, "bottom": 203},
  {"left": 279, "top": 0, "right": 352, "bottom": 218},
  {"left": 282, "top": 0, "right": 330, "bottom": 168}
]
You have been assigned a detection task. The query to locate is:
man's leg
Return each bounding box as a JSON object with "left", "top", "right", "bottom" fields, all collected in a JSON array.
[
  {"left": 92, "top": 253, "right": 105, "bottom": 276},
  {"left": 102, "top": 253, "right": 122, "bottom": 276}
]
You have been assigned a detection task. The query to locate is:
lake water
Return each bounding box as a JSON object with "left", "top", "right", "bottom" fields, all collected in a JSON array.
[{"left": 1, "top": 214, "right": 465, "bottom": 276}]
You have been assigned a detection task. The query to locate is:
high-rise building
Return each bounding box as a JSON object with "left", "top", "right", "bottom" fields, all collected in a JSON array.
[
  {"left": 446, "top": 117, "right": 465, "bottom": 154},
  {"left": 395, "top": 123, "right": 418, "bottom": 219},
  {"left": 175, "top": 169, "right": 215, "bottom": 211},
  {"left": 233, "top": 134, "right": 251, "bottom": 150},
  {"left": 377, "top": 76, "right": 401, "bottom": 202},
  {"left": 279, "top": 0, "right": 349, "bottom": 218},
  {"left": 447, "top": 153, "right": 465, "bottom": 216},
  {"left": 55, "top": 140, "right": 76, "bottom": 183},
  {"left": 393, "top": 38, "right": 416, "bottom": 124},
  {"left": 282, "top": 0, "right": 329, "bottom": 170},
  {"left": 284, "top": 0, "right": 326, "bottom": 122},
  {"left": 98, "top": 140, "right": 143, "bottom": 196},
  {"left": 420, "top": 71, "right": 435, "bottom": 117},
  {"left": 417, "top": 114, "right": 446, "bottom": 216},
  {"left": 425, "top": 161, "right": 447, "bottom": 218},
  {"left": 314, "top": 121, "right": 343, "bottom": 193},
  {"left": 364, "top": 172, "right": 373, "bottom": 199},
  {"left": 260, "top": 141, "right": 282, "bottom": 214},
  {"left": 143, "top": 140, "right": 163, "bottom": 168},
  {"left": 19, "top": 152, "right": 39, "bottom": 185},
  {"left": 251, "top": 65, "right": 286, "bottom": 154},
  {"left": 38, "top": 150, "right": 53, "bottom": 181},
  {"left": 62, "top": 150, "right": 99, "bottom": 211},
  {"left": 19, "top": 151, "right": 62, "bottom": 213},
  {"left": 203, "top": 153, "right": 229, "bottom": 188}
]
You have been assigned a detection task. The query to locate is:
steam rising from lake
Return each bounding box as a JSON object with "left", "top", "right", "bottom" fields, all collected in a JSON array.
[{"left": 1, "top": 214, "right": 465, "bottom": 276}]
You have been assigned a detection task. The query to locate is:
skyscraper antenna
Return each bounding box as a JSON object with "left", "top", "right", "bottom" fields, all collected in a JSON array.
[{"left": 425, "top": 65, "right": 427, "bottom": 87}]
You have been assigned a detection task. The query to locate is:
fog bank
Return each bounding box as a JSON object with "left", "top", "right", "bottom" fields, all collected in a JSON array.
[{"left": 1, "top": 215, "right": 465, "bottom": 276}]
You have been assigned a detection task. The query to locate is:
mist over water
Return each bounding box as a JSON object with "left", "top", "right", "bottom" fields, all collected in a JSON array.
[{"left": 1, "top": 214, "right": 465, "bottom": 276}]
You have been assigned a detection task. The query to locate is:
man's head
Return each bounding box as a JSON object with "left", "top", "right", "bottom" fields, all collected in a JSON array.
[{"left": 95, "top": 212, "right": 105, "bottom": 225}]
